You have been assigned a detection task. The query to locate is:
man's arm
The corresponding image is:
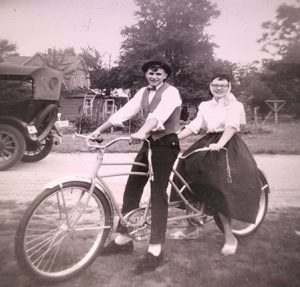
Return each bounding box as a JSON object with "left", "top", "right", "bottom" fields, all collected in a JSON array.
[
  {"left": 90, "top": 89, "right": 144, "bottom": 137},
  {"left": 130, "top": 118, "right": 158, "bottom": 143},
  {"left": 178, "top": 127, "right": 194, "bottom": 140},
  {"left": 90, "top": 120, "right": 114, "bottom": 137}
]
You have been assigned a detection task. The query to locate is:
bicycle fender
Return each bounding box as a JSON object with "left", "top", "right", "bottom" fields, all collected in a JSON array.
[
  {"left": 43, "top": 175, "right": 114, "bottom": 213},
  {"left": 258, "top": 168, "right": 271, "bottom": 193}
]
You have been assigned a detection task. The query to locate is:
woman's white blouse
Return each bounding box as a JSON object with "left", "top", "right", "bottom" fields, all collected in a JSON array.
[{"left": 187, "top": 94, "right": 246, "bottom": 134}]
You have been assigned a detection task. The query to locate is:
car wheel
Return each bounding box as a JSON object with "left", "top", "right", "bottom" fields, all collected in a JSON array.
[
  {"left": 21, "top": 136, "right": 54, "bottom": 162},
  {"left": 35, "top": 104, "right": 58, "bottom": 141},
  {"left": 0, "top": 124, "right": 26, "bottom": 171}
]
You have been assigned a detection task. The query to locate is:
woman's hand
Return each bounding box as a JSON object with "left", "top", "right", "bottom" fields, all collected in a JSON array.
[{"left": 209, "top": 143, "right": 223, "bottom": 151}]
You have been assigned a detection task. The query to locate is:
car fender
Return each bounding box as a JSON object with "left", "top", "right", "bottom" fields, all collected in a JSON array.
[{"left": 0, "top": 116, "right": 37, "bottom": 141}]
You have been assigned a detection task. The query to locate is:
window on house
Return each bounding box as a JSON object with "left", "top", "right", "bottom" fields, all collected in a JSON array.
[{"left": 105, "top": 99, "right": 116, "bottom": 115}]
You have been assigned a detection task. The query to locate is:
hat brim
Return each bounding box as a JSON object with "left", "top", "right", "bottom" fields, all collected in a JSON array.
[{"left": 142, "top": 60, "right": 172, "bottom": 77}]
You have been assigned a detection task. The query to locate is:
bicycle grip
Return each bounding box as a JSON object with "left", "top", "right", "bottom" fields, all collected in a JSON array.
[{"left": 90, "top": 137, "right": 103, "bottom": 144}]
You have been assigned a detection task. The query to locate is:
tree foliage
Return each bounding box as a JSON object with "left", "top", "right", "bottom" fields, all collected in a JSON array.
[
  {"left": 117, "top": 0, "right": 226, "bottom": 102},
  {"left": 257, "top": 1, "right": 300, "bottom": 116},
  {"left": 0, "top": 39, "right": 18, "bottom": 62},
  {"left": 80, "top": 46, "right": 103, "bottom": 86},
  {"left": 41, "top": 47, "right": 78, "bottom": 75},
  {"left": 258, "top": 2, "right": 300, "bottom": 61}
]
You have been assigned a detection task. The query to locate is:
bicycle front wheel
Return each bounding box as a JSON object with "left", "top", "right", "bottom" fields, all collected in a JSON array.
[
  {"left": 15, "top": 181, "right": 112, "bottom": 282},
  {"left": 214, "top": 169, "right": 269, "bottom": 237}
]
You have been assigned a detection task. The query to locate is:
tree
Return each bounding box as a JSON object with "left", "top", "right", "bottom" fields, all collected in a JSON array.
[
  {"left": 258, "top": 1, "right": 300, "bottom": 117},
  {"left": 117, "top": 0, "right": 222, "bottom": 102},
  {"left": 41, "top": 47, "right": 74, "bottom": 71},
  {"left": 258, "top": 2, "right": 300, "bottom": 60},
  {"left": 0, "top": 39, "right": 19, "bottom": 62},
  {"left": 235, "top": 64, "right": 274, "bottom": 118},
  {"left": 80, "top": 46, "right": 103, "bottom": 86}
]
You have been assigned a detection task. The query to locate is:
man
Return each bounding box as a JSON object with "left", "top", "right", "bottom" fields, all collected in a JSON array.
[{"left": 90, "top": 58, "right": 181, "bottom": 274}]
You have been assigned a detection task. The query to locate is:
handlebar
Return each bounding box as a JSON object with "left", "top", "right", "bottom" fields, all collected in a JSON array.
[
  {"left": 74, "top": 133, "right": 132, "bottom": 150},
  {"left": 74, "top": 133, "right": 154, "bottom": 181}
]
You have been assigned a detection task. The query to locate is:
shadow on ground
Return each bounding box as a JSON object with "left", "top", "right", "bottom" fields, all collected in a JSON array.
[{"left": 1, "top": 201, "right": 300, "bottom": 287}]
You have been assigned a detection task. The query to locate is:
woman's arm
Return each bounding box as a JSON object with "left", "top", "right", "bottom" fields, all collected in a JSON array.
[{"left": 209, "top": 126, "right": 236, "bottom": 151}]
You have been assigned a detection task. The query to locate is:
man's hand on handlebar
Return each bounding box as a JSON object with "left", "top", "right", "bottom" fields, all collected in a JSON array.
[
  {"left": 130, "top": 131, "right": 148, "bottom": 145},
  {"left": 89, "top": 128, "right": 101, "bottom": 139},
  {"left": 88, "top": 129, "right": 103, "bottom": 143}
]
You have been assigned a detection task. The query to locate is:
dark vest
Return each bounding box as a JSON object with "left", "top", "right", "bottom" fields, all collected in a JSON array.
[{"left": 141, "top": 83, "right": 181, "bottom": 140}]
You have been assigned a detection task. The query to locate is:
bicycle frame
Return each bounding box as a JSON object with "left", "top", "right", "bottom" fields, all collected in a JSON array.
[{"left": 73, "top": 134, "right": 208, "bottom": 234}]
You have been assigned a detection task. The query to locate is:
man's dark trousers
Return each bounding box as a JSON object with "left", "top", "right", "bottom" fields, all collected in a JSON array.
[{"left": 117, "top": 133, "right": 180, "bottom": 244}]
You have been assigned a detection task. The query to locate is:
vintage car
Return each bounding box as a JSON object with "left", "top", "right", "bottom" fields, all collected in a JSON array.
[{"left": 0, "top": 63, "right": 63, "bottom": 171}]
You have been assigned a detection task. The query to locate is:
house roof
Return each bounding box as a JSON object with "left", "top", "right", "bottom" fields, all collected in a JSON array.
[{"left": 4, "top": 56, "right": 30, "bottom": 65}]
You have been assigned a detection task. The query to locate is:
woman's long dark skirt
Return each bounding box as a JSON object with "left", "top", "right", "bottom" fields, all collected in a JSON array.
[{"left": 171, "top": 133, "right": 261, "bottom": 223}]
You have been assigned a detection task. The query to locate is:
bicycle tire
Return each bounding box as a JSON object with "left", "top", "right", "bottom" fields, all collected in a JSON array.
[
  {"left": 15, "top": 181, "right": 112, "bottom": 282},
  {"left": 214, "top": 169, "right": 269, "bottom": 237}
]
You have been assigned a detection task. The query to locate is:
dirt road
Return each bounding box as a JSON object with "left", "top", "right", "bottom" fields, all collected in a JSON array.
[
  {"left": 0, "top": 153, "right": 300, "bottom": 210},
  {"left": 1, "top": 153, "right": 300, "bottom": 287}
]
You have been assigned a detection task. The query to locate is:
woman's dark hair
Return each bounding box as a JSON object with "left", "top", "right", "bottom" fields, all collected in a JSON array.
[{"left": 211, "top": 73, "right": 231, "bottom": 83}]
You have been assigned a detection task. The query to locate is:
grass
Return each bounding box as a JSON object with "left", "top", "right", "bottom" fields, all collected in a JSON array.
[
  {"left": 1, "top": 202, "right": 300, "bottom": 287},
  {"left": 53, "top": 121, "right": 300, "bottom": 154}
]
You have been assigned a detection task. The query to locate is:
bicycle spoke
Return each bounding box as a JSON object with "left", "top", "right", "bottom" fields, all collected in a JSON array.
[
  {"left": 34, "top": 232, "right": 68, "bottom": 269},
  {"left": 25, "top": 226, "right": 61, "bottom": 245},
  {"left": 46, "top": 234, "right": 65, "bottom": 272},
  {"left": 27, "top": 228, "right": 64, "bottom": 256}
]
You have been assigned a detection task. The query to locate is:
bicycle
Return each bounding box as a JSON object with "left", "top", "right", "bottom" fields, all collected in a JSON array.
[{"left": 15, "top": 134, "right": 270, "bottom": 282}]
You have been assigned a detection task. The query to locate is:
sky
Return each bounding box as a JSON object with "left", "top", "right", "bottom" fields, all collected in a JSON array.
[{"left": 0, "top": 0, "right": 299, "bottom": 65}]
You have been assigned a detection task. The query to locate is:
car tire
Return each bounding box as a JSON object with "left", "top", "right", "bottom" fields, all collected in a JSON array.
[
  {"left": 0, "top": 124, "right": 26, "bottom": 171},
  {"left": 21, "top": 136, "right": 54, "bottom": 162},
  {"left": 35, "top": 104, "right": 58, "bottom": 141}
]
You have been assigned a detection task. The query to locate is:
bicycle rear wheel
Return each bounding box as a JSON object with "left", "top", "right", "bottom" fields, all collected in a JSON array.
[
  {"left": 214, "top": 169, "right": 269, "bottom": 237},
  {"left": 15, "top": 181, "right": 112, "bottom": 282}
]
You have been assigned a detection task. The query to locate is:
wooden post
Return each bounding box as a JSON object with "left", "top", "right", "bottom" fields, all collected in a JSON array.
[
  {"left": 274, "top": 101, "right": 278, "bottom": 124},
  {"left": 254, "top": 107, "right": 259, "bottom": 128},
  {"left": 265, "top": 100, "right": 287, "bottom": 124}
]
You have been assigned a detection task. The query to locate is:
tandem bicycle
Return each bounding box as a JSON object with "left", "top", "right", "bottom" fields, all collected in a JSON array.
[{"left": 15, "top": 134, "right": 270, "bottom": 282}]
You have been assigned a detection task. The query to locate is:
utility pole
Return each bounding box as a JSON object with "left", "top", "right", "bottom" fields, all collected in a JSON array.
[{"left": 265, "top": 100, "right": 286, "bottom": 124}]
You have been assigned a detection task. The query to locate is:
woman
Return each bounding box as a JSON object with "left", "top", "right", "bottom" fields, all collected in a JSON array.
[{"left": 172, "top": 73, "right": 261, "bottom": 255}]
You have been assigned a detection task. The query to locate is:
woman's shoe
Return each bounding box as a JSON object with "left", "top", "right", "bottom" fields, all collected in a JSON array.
[
  {"left": 221, "top": 236, "right": 238, "bottom": 256},
  {"left": 169, "top": 228, "right": 200, "bottom": 240}
]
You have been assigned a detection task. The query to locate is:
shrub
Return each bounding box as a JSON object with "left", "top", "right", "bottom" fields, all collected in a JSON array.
[
  {"left": 287, "top": 103, "right": 300, "bottom": 119},
  {"left": 123, "top": 113, "right": 144, "bottom": 133}
]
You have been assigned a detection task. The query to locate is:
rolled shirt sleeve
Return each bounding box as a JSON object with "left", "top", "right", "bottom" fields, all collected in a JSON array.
[
  {"left": 146, "top": 86, "right": 182, "bottom": 131},
  {"left": 109, "top": 88, "right": 144, "bottom": 127},
  {"left": 225, "top": 101, "right": 246, "bottom": 131},
  {"left": 186, "top": 103, "right": 204, "bottom": 134}
]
